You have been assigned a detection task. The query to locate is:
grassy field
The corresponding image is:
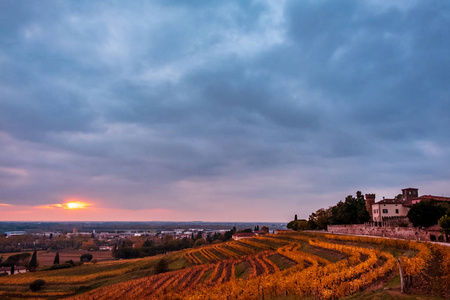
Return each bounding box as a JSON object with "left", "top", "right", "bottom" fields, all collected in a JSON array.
[{"left": 0, "top": 232, "right": 448, "bottom": 299}]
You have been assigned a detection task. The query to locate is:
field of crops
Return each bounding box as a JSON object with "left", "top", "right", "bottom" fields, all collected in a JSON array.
[{"left": 1, "top": 232, "right": 449, "bottom": 299}]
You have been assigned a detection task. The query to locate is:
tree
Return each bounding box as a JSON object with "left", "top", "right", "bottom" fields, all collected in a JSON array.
[
  {"left": 30, "top": 279, "right": 45, "bottom": 291},
  {"left": 206, "top": 234, "right": 213, "bottom": 243},
  {"left": 407, "top": 200, "right": 447, "bottom": 227},
  {"left": 155, "top": 258, "right": 168, "bottom": 274},
  {"left": 287, "top": 219, "right": 308, "bottom": 231},
  {"left": 308, "top": 208, "right": 332, "bottom": 230},
  {"left": 143, "top": 239, "right": 154, "bottom": 248},
  {"left": 29, "top": 250, "right": 38, "bottom": 272},
  {"left": 2, "top": 253, "right": 30, "bottom": 276},
  {"left": 438, "top": 215, "right": 450, "bottom": 242},
  {"left": 223, "top": 227, "right": 236, "bottom": 241},
  {"left": 81, "top": 240, "right": 98, "bottom": 251},
  {"left": 237, "top": 228, "right": 253, "bottom": 233},
  {"left": 2, "top": 253, "right": 31, "bottom": 267},
  {"left": 193, "top": 238, "right": 208, "bottom": 247},
  {"left": 196, "top": 232, "right": 203, "bottom": 240},
  {"left": 80, "top": 253, "right": 93, "bottom": 262},
  {"left": 53, "top": 252, "right": 60, "bottom": 265},
  {"left": 331, "top": 191, "right": 370, "bottom": 225}
]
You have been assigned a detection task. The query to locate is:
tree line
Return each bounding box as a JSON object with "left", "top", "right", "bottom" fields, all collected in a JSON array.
[
  {"left": 288, "top": 191, "right": 370, "bottom": 230},
  {"left": 113, "top": 227, "right": 238, "bottom": 259}
]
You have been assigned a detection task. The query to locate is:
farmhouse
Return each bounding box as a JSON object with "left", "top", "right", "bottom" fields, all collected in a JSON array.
[
  {"left": 232, "top": 232, "right": 255, "bottom": 241},
  {"left": 371, "top": 198, "right": 410, "bottom": 222},
  {"left": 366, "top": 187, "right": 450, "bottom": 223}
]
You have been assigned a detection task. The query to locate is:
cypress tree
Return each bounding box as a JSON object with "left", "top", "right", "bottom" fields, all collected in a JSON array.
[
  {"left": 53, "top": 252, "right": 60, "bottom": 265},
  {"left": 29, "top": 250, "right": 38, "bottom": 272}
]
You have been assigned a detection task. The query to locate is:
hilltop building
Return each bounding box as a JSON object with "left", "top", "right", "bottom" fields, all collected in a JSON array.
[
  {"left": 232, "top": 232, "right": 255, "bottom": 240},
  {"left": 365, "top": 187, "right": 450, "bottom": 223}
]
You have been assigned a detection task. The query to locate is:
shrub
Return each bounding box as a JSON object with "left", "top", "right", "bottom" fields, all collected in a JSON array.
[
  {"left": 155, "top": 258, "right": 169, "bottom": 274},
  {"left": 49, "top": 263, "right": 74, "bottom": 270},
  {"left": 65, "top": 260, "right": 75, "bottom": 266},
  {"left": 80, "top": 253, "right": 93, "bottom": 262},
  {"left": 193, "top": 238, "right": 208, "bottom": 247},
  {"left": 30, "top": 279, "right": 45, "bottom": 291}
]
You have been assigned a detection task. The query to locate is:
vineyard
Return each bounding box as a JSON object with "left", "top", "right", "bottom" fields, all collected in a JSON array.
[{"left": 0, "top": 232, "right": 449, "bottom": 299}]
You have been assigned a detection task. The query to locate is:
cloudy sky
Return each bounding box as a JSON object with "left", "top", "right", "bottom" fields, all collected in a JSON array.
[{"left": 1, "top": 0, "right": 449, "bottom": 222}]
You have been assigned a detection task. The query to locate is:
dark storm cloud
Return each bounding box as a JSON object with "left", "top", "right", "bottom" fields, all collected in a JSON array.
[{"left": 1, "top": 0, "right": 450, "bottom": 219}]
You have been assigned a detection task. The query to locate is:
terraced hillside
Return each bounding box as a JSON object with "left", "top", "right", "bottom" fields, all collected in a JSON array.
[{"left": 0, "top": 232, "right": 449, "bottom": 299}]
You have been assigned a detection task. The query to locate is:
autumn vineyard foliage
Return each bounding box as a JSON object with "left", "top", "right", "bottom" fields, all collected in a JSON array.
[{"left": 0, "top": 232, "right": 449, "bottom": 299}]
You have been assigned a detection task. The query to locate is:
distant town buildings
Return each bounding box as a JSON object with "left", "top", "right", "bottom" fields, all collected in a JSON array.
[{"left": 4, "top": 231, "right": 26, "bottom": 237}]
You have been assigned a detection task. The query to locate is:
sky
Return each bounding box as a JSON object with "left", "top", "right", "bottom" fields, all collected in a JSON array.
[{"left": 1, "top": 0, "right": 450, "bottom": 222}]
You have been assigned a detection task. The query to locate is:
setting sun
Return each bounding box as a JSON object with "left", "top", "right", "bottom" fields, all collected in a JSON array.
[{"left": 64, "top": 202, "right": 88, "bottom": 209}]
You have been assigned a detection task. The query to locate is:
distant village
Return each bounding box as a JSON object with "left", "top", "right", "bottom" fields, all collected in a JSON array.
[
  {"left": 2, "top": 227, "right": 259, "bottom": 252},
  {"left": 0, "top": 223, "right": 284, "bottom": 276},
  {"left": 1, "top": 221, "right": 286, "bottom": 254}
]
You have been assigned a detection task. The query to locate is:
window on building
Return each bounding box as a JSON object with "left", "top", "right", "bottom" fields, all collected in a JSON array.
[
  {"left": 382, "top": 209, "right": 388, "bottom": 214},
  {"left": 396, "top": 209, "right": 399, "bottom": 214}
]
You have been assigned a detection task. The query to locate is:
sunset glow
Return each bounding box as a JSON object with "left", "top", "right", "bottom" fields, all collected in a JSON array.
[
  {"left": 36, "top": 201, "right": 91, "bottom": 210},
  {"left": 64, "top": 202, "right": 88, "bottom": 209}
]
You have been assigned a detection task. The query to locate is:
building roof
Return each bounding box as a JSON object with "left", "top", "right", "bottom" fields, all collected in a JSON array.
[
  {"left": 232, "top": 232, "right": 255, "bottom": 238},
  {"left": 374, "top": 198, "right": 404, "bottom": 205},
  {"left": 425, "top": 224, "right": 442, "bottom": 231},
  {"left": 413, "top": 195, "right": 450, "bottom": 202},
  {"left": 274, "top": 229, "right": 293, "bottom": 233},
  {"left": 254, "top": 230, "right": 267, "bottom": 235}
]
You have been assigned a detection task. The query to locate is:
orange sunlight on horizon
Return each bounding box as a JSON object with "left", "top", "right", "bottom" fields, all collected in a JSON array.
[
  {"left": 64, "top": 201, "right": 88, "bottom": 209},
  {"left": 38, "top": 200, "right": 91, "bottom": 210}
]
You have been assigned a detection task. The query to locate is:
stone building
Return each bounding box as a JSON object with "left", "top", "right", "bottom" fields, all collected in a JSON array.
[{"left": 365, "top": 187, "right": 450, "bottom": 223}]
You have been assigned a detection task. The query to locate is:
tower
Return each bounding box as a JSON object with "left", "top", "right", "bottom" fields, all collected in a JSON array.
[
  {"left": 402, "top": 188, "right": 418, "bottom": 202},
  {"left": 365, "top": 194, "right": 376, "bottom": 219}
]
